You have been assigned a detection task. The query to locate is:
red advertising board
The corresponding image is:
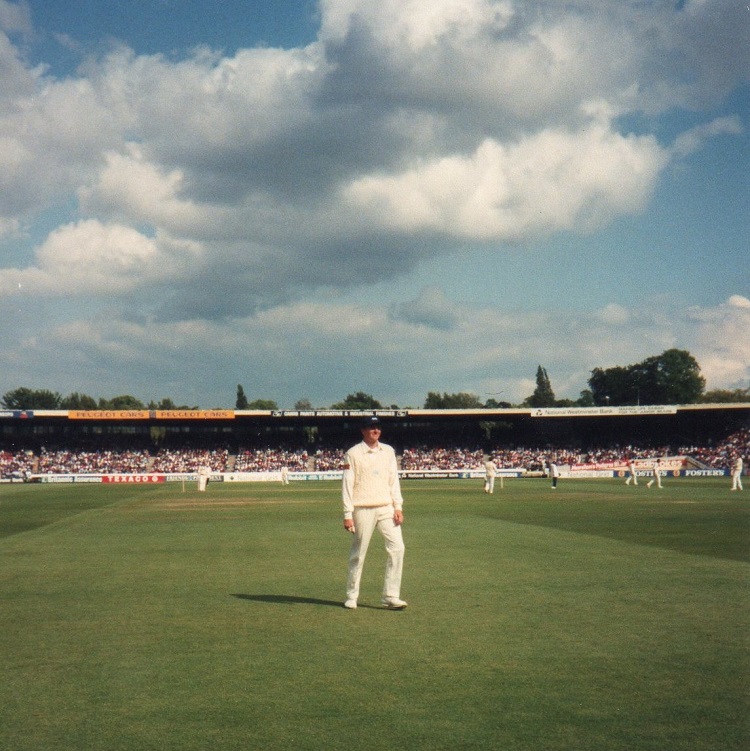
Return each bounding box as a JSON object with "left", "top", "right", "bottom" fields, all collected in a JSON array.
[{"left": 101, "top": 475, "right": 166, "bottom": 483}]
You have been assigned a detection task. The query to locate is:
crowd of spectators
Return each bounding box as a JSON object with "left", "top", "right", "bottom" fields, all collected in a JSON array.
[
  {"left": 578, "top": 446, "right": 661, "bottom": 464},
  {"left": 487, "top": 448, "right": 567, "bottom": 472},
  {"left": 0, "top": 450, "right": 36, "bottom": 478},
  {"left": 485, "top": 446, "right": 673, "bottom": 471},
  {"left": 235, "top": 447, "right": 309, "bottom": 472},
  {"left": 2, "top": 430, "right": 747, "bottom": 478},
  {"left": 678, "top": 429, "right": 750, "bottom": 469},
  {"left": 402, "top": 432, "right": 748, "bottom": 472},
  {"left": 29, "top": 447, "right": 232, "bottom": 475},
  {"left": 401, "top": 446, "right": 485, "bottom": 470},
  {"left": 151, "top": 448, "right": 229, "bottom": 473},
  {"left": 313, "top": 448, "right": 345, "bottom": 471},
  {"left": 36, "top": 448, "right": 151, "bottom": 474}
]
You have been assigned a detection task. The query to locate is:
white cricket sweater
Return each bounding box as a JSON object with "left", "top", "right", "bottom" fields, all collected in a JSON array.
[{"left": 342, "top": 440, "right": 403, "bottom": 519}]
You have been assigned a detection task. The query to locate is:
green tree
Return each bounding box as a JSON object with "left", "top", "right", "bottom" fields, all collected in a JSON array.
[
  {"left": 331, "top": 392, "right": 383, "bottom": 410},
  {"left": 236, "top": 385, "right": 249, "bottom": 410},
  {"left": 1, "top": 388, "right": 62, "bottom": 409},
  {"left": 484, "top": 397, "right": 513, "bottom": 408},
  {"left": 99, "top": 395, "right": 146, "bottom": 410},
  {"left": 588, "top": 365, "right": 632, "bottom": 405},
  {"left": 576, "top": 389, "right": 595, "bottom": 407},
  {"left": 60, "top": 392, "right": 98, "bottom": 409},
  {"left": 294, "top": 398, "right": 313, "bottom": 410},
  {"left": 424, "top": 391, "right": 483, "bottom": 409},
  {"left": 700, "top": 387, "right": 750, "bottom": 403},
  {"left": 643, "top": 349, "right": 705, "bottom": 404},
  {"left": 553, "top": 398, "right": 577, "bottom": 407},
  {"left": 247, "top": 399, "right": 278, "bottom": 410},
  {"left": 589, "top": 349, "right": 705, "bottom": 405},
  {"left": 149, "top": 398, "right": 175, "bottom": 410},
  {"left": 147, "top": 398, "right": 197, "bottom": 410},
  {"left": 525, "top": 366, "right": 556, "bottom": 408},
  {"left": 424, "top": 392, "right": 442, "bottom": 409}
]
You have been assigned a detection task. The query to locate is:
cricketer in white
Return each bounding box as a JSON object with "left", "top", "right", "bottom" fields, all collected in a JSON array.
[{"left": 342, "top": 417, "right": 407, "bottom": 610}]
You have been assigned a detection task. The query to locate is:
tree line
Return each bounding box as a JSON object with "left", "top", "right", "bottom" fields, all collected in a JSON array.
[
  {"left": 0, "top": 390, "right": 201, "bottom": 411},
  {"left": 2, "top": 349, "right": 748, "bottom": 411}
]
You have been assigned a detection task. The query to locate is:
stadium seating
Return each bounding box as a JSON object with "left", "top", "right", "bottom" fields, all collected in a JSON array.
[{"left": 2, "top": 430, "right": 747, "bottom": 478}]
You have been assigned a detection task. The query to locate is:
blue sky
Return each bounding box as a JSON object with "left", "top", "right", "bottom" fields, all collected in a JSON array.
[
  {"left": 0, "top": 0, "right": 748, "bottom": 409},
  {"left": 26, "top": 1, "right": 319, "bottom": 70}
]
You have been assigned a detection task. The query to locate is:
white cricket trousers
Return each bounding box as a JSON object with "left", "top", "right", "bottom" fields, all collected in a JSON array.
[{"left": 347, "top": 505, "right": 405, "bottom": 602}]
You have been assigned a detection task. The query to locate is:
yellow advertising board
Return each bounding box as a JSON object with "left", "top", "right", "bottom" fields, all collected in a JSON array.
[
  {"left": 68, "top": 411, "right": 150, "bottom": 420},
  {"left": 68, "top": 410, "right": 235, "bottom": 420},
  {"left": 154, "top": 410, "right": 235, "bottom": 419}
]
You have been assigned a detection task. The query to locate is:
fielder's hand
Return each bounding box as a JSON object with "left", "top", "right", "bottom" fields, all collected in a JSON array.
[{"left": 343, "top": 518, "right": 356, "bottom": 533}]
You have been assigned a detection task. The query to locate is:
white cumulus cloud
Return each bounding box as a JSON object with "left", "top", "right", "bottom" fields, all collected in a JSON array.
[
  {"left": 344, "top": 124, "right": 666, "bottom": 240},
  {"left": 0, "top": 220, "right": 201, "bottom": 297},
  {"left": 688, "top": 296, "right": 750, "bottom": 390}
]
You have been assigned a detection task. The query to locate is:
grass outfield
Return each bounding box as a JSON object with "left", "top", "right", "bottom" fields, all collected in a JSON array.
[{"left": 0, "top": 478, "right": 748, "bottom": 751}]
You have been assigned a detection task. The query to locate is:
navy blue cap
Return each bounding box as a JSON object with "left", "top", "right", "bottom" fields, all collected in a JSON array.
[{"left": 360, "top": 415, "right": 382, "bottom": 428}]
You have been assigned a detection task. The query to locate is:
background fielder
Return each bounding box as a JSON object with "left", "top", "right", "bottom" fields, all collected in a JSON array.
[
  {"left": 731, "top": 456, "right": 743, "bottom": 491},
  {"left": 647, "top": 459, "right": 663, "bottom": 489},
  {"left": 197, "top": 465, "right": 210, "bottom": 492},
  {"left": 484, "top": 458, "right": 497, "bottom": 493}
]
